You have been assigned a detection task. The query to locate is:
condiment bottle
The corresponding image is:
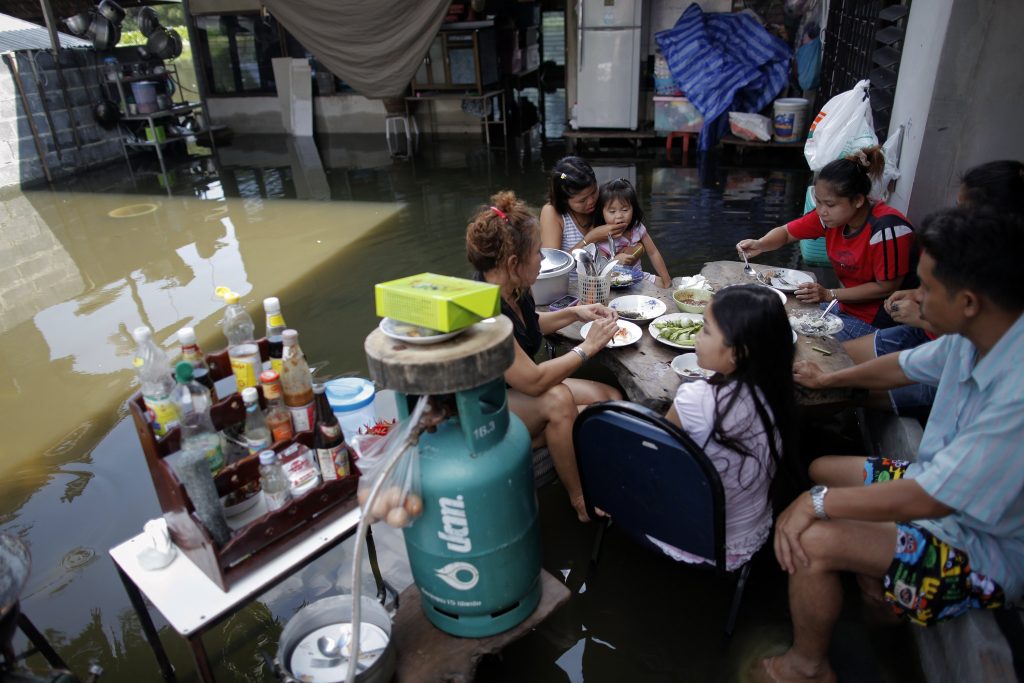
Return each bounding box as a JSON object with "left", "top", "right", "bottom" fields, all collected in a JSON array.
[
  {"left": 263, "top": 297, "right": 286, "bottom": 377},
  {"left": 177, "top": 326, "right": 217, "bottom": 401},
  {"left": 258, "top": 449, "right": 291, "bottom": 511},
  {"left": 132, "top": 326, "right": 179, "bottom": 436},
  {"left": 280, "top": 329, "right": 315, "bottom": 432},
  {"left": 221, "top": 291, "right": 260, "bottom": 391},
  {"left": 171, "top": 361, "right": 224, "bottom": 473},
  {"left": 259, "top": 370, "right": 295, "bottom": 444},
  {"left": 241, "top": 387, "right": 271, "bottom": 456},
  {"left": 312, "top": 383, "right": 350, "bottom": 481}
]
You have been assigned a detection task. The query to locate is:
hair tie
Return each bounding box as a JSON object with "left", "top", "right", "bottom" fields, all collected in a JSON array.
[
  {"left": 490, "top": 206, "right": 509, "bottom": 222},
  {"left": 560, "top": 172, "right": 567, "bottom": 180},
  {"left": 853, "top": 149, "right": 870, "bottom": 168}
]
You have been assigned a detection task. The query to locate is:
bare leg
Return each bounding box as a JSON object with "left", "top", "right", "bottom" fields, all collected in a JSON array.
[
  {"left": 761, "top": 519, "right": 897, "bottom": 682},
  {"left": 809, "top": 456, "right": 867, "bottom": 487},
  {"left": 563, "top": 377, "right": 622, "bottom": 405},
  {"left": 508, "top": 384, "right": 591, "bottom": 521}
]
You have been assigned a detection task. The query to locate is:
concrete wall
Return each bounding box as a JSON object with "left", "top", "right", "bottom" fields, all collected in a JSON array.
[
  {"left": 0, "top": 49, "right": 125, "bottom": 190},
  {"left": 888, "top": 0, "right": 1024, "bottom": 223}
]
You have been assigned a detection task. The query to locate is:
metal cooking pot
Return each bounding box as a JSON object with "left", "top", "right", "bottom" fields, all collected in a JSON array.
[
  {"left": 136, "top": 6, "right": 160, "bottom": 37},
  {"left": 277, "top": 595, "right": 395, "bottom": 683},
  {"left": 98, "top": 0, "right": 125, "bottom": 25},
  {"left": 92, "top": 99, "right": 120, "bottom": 129},
  {"left": 167, "top": 29, "right": 183, "bottom": 59},
  {"left": 89, "top": 14, "right": 120, "bottom": 51},
  {"left": 64, "top": 11, "right": 94, "bottom": 37},
  {"left": 146, "top": 27, "right": 173, "bottom": 60},
  {"left": 531, "top": 248, "right": 574, "bottom": 305}
]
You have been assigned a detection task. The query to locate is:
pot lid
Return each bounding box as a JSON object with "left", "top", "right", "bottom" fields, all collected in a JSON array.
[{"left": 539, "top": 248, "right": 572, "bottom": 274}]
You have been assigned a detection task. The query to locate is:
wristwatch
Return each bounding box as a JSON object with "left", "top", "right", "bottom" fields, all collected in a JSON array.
[{"left": 810, "top": 485, "right": 830, "bottom": 520}]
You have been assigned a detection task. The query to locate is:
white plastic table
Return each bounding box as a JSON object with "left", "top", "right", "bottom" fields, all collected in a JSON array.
[{"left": 109, "top": 506, "right": 361, "bottom": 682}]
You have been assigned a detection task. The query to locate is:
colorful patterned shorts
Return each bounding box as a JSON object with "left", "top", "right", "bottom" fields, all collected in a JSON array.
[{"left": 863, "top": 457, "right": 1006, "bottom": 626}]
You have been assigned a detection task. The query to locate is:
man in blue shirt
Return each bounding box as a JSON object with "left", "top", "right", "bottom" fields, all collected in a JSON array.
[{"left": 755, "top": 207, "right": 1024, "bottom": 683}]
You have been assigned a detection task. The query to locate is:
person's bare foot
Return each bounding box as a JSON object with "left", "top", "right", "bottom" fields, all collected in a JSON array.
[
  {"left": 593, "top": 506, "right": 609, "bottom": 518},
  {"left": 750, "top": 654, "right": 836, "bottom": 683}
]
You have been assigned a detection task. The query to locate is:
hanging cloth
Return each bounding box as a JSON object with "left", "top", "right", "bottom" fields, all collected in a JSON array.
[{"left": 259, "top": 0, "right": 452, "bottom": 97}]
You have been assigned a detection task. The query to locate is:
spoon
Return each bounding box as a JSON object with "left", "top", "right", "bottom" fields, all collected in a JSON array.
[
  {"left": 738, "top": 248, "right": 755, "bottom": 277},
  {"left": 820, "top": 297, "right": 839, "bottom": 320}
]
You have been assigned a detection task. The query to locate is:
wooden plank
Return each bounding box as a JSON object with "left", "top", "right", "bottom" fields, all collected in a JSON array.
[{"left": 392, "top": 569, "right": 570, "bottom": 683}]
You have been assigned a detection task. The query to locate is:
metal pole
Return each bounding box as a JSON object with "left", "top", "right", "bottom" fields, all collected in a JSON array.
[{"left": 3, "top": 52, "right": 53, "bottom": 183}]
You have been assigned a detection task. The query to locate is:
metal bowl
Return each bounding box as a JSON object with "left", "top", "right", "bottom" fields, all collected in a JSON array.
[
  {"left": 63, "top": 11, "right": 94, "bottom": 37},
  {"left": 136, "top": 6, "right": 160, "bottom": 36},
  {"left": 98, "top": 0, "right": 126, "bottom": 25}
]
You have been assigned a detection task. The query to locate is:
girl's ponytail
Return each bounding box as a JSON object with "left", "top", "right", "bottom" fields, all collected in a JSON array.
[{"left": 817, "top": 145, "right": 884, "bottom": 199}]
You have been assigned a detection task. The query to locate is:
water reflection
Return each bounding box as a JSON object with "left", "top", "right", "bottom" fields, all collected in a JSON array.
[{"left": 1, "top": 140, "right": 815, "bottom": 682}]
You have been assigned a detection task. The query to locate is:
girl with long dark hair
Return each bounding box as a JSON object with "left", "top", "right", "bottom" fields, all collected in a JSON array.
[{"left": 664, "top": 284, "right": 796, "bottom": 569}]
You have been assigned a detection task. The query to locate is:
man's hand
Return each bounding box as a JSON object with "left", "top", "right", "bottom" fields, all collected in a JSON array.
[
  {"left": 793, "top": 360, "right": 829, "bottom": 388},
  {"left": 773, "top": 492, "right": 818, "bottom": 574}
]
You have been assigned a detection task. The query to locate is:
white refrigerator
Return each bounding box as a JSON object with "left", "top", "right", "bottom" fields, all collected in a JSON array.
[{"left": 575, "top": 0, "right": 645, "bottom": 130}]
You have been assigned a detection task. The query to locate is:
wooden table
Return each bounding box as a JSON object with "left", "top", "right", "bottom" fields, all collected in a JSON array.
[{"left": 549, "top": 261, "right": 855, "bottom": 413}]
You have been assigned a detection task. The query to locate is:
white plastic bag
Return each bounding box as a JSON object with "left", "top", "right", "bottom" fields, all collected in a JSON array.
[
  {"left": 729, "top": 112, "right": 772, "bottom": 141},
  {"left": 804, "top": 80, "right": 877, "bottom": 171}
]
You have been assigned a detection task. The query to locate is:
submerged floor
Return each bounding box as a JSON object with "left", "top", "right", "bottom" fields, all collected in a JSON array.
[{"left": 0, "top": 135, "right": 924, "bottom": 681}]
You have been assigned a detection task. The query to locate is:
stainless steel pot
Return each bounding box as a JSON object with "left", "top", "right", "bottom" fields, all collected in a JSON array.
[{"left": 531, "top": 248, "right": 574, "bottom": 305}]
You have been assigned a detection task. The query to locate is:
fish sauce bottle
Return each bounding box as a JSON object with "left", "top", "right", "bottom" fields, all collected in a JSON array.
[
  {"left": 263, "top": 297, "right": 287, "bottom": 377},
  {"left": 132, "top": 326, "right": 179, "bottom": 437},
  {"left": 172, "top": 361, "right": 224, "bottom": 473},
  {"left": 241, "top": 387, "right": 271, "bottom": 456},
  {"left": 221, "top": 291, "right": 260, "bottom": 391},
  {"left": 312, "top": 383, "right": 349, "bottom": 481},
  {"left": 259, "top": 370, "right": 295, "bottom": 444},
  {"left": 280, "top": 329, "right": 315, "bottom": 432},
  {"left": 177, "top": 326, "right": 217, "bottom": 402}
]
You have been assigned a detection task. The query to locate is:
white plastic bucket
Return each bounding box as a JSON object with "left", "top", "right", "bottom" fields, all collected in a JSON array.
[
  {"left": 773, "top": 98, "right": 809, "bottom": 143},
  {"left": 131, "top": 81, "right": 160, "bottom": 114},
  {"left": 325, "top": 378, "right": 376, "bottom": 442}
]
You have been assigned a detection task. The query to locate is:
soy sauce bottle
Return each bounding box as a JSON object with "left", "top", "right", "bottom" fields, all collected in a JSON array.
[
  {"left": 178, "top": 326, "right": 217, "bottom": 401},
  {"left": 312, "top": 383, "right": 349, "bottom": 481}
]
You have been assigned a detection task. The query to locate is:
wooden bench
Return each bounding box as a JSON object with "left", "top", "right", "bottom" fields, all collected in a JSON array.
[{"left": 863, "top": 410, "right": 1023, "bottom": 683}]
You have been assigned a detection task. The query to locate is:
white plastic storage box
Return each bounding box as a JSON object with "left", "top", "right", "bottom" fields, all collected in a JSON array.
[{"left": 654, "top": 97, "right": 703, "bottom": 133}]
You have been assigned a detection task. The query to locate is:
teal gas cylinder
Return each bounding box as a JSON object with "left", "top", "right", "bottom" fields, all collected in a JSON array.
[{"left": 396, "top": 376, "right": 540, "bottom": 637}]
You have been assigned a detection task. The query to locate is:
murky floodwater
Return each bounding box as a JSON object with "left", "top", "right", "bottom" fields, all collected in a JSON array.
[{"left": 0, "top": 136, "right": 922, "bottom": 682}]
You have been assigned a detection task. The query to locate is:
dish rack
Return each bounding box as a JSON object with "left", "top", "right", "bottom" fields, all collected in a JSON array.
[{"left": 128, "top": 338, "right": 360, "bottom": 591}]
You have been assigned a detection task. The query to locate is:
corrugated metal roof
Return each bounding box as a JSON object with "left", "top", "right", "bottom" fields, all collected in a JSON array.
[{"left": 0, "top": 12, "right": 92, "bottom": 52}]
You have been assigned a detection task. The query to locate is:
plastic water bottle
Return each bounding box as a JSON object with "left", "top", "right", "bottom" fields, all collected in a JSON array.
[
  {"left": 241, "top": 387, "right": 271, "bottom": 456},
  {"left": 221, "top": 291, "right": 260, "bottom": 391},
  {"left": 177, "top": 326, "right": 217, "bottom": 401},
  {"left": 172, "top": 361, "right": 225, "bottom": 472},
  {"left": 132, "top": 326, "right": 179, "bottom": 436},
  {"left": 258, "top": 449, "right": 291, "bottom": 511}
]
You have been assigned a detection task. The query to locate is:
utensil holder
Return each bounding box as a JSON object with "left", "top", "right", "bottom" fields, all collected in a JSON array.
[{"left": 579, "top": 274, "right": 611, "bottom": 305}]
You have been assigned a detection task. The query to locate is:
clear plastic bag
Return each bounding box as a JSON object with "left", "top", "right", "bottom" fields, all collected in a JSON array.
[{"left": 352, "top": 420, "right": 424, "bottom": 528}]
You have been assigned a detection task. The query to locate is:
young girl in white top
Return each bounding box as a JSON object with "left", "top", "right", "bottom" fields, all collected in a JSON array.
[
  {"left": 664, "top": 284, "right": 795, "bottom": 569},
  {"left": 595, "top": 178, "right": 672, "bottom": 287}
]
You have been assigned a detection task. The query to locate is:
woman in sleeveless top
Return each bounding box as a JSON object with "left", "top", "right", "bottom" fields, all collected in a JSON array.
[{"left": 468, "top": 191, "right": 623, "bottom": 522}]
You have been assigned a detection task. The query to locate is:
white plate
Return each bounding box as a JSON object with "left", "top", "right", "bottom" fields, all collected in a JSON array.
[
  {"left": 671, "top": 353, "right": 714, "bottom": 381},
  {"left": 379, "top": 318, "right": 464, "bottom": 345},
  {"left": 789, "top": 312, "right": 844, "bottom": 337},
  {"left": 580, "top": 319, "right": 642, "bottom": 348},
  {"left": 758, "top": 267, "right": 814, "bottom": 292},
  {"left": 609, "top": 295, "right": 667, "bottom": 322},
  {"left": 610, "top": 266, "right": 641, "bottom": 288},
  {"left": 649, "top": 313, "right": 704, "bottom": 349}
]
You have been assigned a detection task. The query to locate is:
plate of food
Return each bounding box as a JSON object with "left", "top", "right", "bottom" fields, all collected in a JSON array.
[
  {"left": 671, "top": 353, "right": 714, "bottom": 381},
  {"left": 580, "top": 319, "right": 642, "bottom": 348},
  {"left": 789, "top": 312, "right": 844, "bottom": 337},
  {"left": 756, "top": 267, "right": 814, "bottom": 292},
  {"left": 610, "top": 266, "right": 641, "bottom": 289},
  {"left": 609, "top": 295, "right": 667, "bottom": 322},
  {"left": 379, "top": 318, "right": 465, "bottom": 345},
  {"left": 649, "top": 313, "right": 704, "bottom": 349}
]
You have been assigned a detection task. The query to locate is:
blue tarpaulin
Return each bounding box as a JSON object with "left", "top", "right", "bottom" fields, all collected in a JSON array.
[{"left": 656, "top": 4, "right": 791, "bottom": 151}]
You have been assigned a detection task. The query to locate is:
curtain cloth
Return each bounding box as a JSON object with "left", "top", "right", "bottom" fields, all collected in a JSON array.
[
  {"left": 260, "top": 0, "right": 451, "bottom": 98},
  {"left": 656, "top": 3, "right": 791, "bottom": 151}
]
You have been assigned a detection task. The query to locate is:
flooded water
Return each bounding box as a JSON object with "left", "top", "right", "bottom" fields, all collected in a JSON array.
[{"left": 0, "top": 135, "right": 922, "bottom": 682}]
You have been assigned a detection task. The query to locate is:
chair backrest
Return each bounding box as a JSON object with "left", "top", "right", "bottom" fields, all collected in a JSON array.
[{"left": 573, "top": 400, "right": 726, "bottom": 570}]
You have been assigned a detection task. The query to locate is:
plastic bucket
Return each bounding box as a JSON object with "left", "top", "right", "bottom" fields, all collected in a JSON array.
[
  {"left": 131, "top": 81, "right": 159, "bottom": 114},
  {"left": 773, "top": 98, "right": 809, "bottom": 143},
  {"left": 325, "top": 378, "right": 376, "bottom": 442}
]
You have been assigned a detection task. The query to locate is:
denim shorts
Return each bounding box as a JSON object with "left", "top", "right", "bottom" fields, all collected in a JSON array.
[
  {"left": 818, "top": 303, "right": 877, "bottom": 341},
  {"left": 873, "top": 326, "right": 937, "bottom": 416}
]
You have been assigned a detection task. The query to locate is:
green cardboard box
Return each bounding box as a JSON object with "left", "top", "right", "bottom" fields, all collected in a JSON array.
[{"left": 375, "top": 273, "right": 500, "bottom": 332}]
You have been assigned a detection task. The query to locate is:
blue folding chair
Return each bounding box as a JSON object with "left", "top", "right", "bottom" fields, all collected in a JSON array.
[{"left": 572, "top": 400, "right": 753, "bottom": 635}]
